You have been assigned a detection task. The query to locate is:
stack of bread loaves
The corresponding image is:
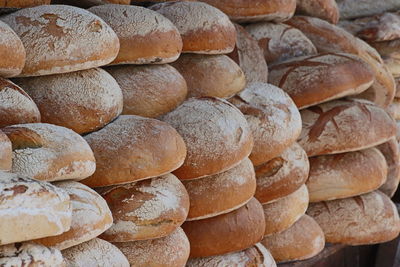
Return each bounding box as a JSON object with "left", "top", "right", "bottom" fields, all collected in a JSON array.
[{"left": 277, "top": 14, "right": 400, "bottom": 250}]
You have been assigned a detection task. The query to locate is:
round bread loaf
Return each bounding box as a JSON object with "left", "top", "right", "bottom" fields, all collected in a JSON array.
[
  {"left": 35, "top": 181, "right": 113, "bottom": 250},
  {"left": 62, "top": 238, "right": 129, "bottom": 267},
  {"left": 307, "top": 148, "right": 388, "bottom": 202},
  {"left": 182, "top": 197, "right": 265, "bottom": 258},
  {"left": 183, "top": 157, "right": 256, "bottom": 221},
  {"left": 0, "top": 130, "right": 12, "bottom": 171},
  {"left": 378, "top": 139, "right": 400, "bottom": 197},
  {"left": 0, "top": 171, "right": 72, "bottom": 245},
  {"left": 171, "top": 54, "right": 245, "bottom": 98},
  {"left": 254, "top": 143, "right": 309, "bottom": 204},
  {"left": 229, "top": 82, "right": 302, "bottom": 166},
  {"left": 98, "top": 173, "right": 189, "bottom": 242},
  {"left": 14, "top": 68, "right": 123, "bottom": 134},
  {"left": 186, "top": 243, "right": 276, "bottom": 267},
  {"left": 1, "top": 5, "right": 119, "bottom": 77},
  {"left": 388, "top": 98, "right": 400, "bottom": 120},
  {"left": 0, "top": 78, "right": 41, "bottom": 127},
  {"left": 269, "top": 53, "right": 375, "bottom": 109},
  {"left": 0, "top": 20, "right": 25, "bottom": 77},
  {"left": 81, "top": 115, "right": 186, "bottom": 187},
  {"left": 114, "top": 227, "right": 190, "bottom": 267},
  {"left": 245, "top": 22, "right": 317, "bottom": 65},
  {"left": 286, "top": 16, "right": 395, "bottom": 108},
  {"left": 162, "top": 97, "right": 253, "bottom": 180},
  {"left": 296, "top": 0, "right": 339, "bottom": 24},
  {"left": 150, "top": 2, "right": 236, "bottom": 54},
  {"left": 261, "top": 215, "right": 325, "bottom": 263},
  {"left": 299, "top": 99, "right": 397, "bottom": 157},
  {"left": 3, "top": 123, "right": 96, "bottom": 182},
  {"left": 307, "top": 190, "right": 400, "bottom": 245},
  {"left": 263, "top": 184, "right": 308, "bottom": 236},
  {"left": 0, "top": 0, "right": 50, "bottom": 7},
  {"left": 199, "top": 0, "right": 296, "bottom": 23},
  {"left": 89, "top": 5, "right": 182, "bottom": 65},
  {"left": 227, "top": 24, "right": 269, "bottom": 84},
  {"left": 105, "top": 64, "right": 187, "bottom": 118},
  {"left": 0, "top": 242, "right": 64, "bottom": 267}
]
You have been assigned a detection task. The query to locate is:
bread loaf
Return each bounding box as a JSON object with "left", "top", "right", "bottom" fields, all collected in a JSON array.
[
  {"left": 387, "top": 98, "right": 400, "bottom": 120},
  {"left": 228, "top": 24, "right": 269, "bottom": 84},
  {"left": 261, "top": 215, "right": 325, "bottom": 263},
  {"left": 105, "top": 64, "right": 187, "bottom": 118},
  {"left": 82, "top": 115, "right": 186, "bottom": 187},
  {"left": 113, "top": 227, "right": 190, "bottom": 267},
  {"left": 98, "top": 174, "right": 189, "bottom": 242},
  {"left": 299, "top": 99, "right": 396, "bottom": 157},
  {"left": 370, "top": 39, "right": 400, "bottom": 59},
  {"left": 182, "top": 198, "right": 265, "bottom": 258},
  {"left": 339, "top": 12, "right": 400, "bottom": 42},
  {"left": 383, "top": 56, "right": 400, "bottom": 78},
  {"left": 198, "top": 0, "right": 296, "bottom": 23},
  {"left": 62, "top": 238, "right": 129, "bottom": 267},
  {"left": 0, "top": 130, "right": 11, "bottom": 171},
  {"left": 307, "top": 148, "right": 387, "bottom": 202},
  {"left": 0, "top": 0, "right": 50, "bottom": 7},
  {"left": 0, "top": 78, "right": 40, "bottom": 127},
  {"left": 245, "top": 22, "right": 317, "bottom": 65},
  {"left": 35, "top": 181, "right": 113, "bottom": 250},
  {"left": 336, "top": 0, "right": 400, "bottom": 20},
  {"left": 4, "top": 123, "right": 96, "bottom": 182},
  {"left": 183, "top": 157, "right": 256, "bottom": 221},
  {"left": 0, "top": 20, "right": 25, "bottom": 77},
  {"left": 171, "top": 54, "right": 245, "bottom": 98},
  {"left": 229, "top": 82, "right": 301, "bottom": 166},
  {"left": 1, "top": 5, "right": 119, "bottom": 76},
  {"left": 286, "top": 16, "right": 395, "bottom": 108},
  {"left": 396, "top": 77, "right": 400, "bottom": 97},
  {"left": 254, "top": 143, "right": 309, "bottom": 204},
  {"left": 186, "top": 243, "right": 276, "bottom": 267},
  {"left": 307, "top": 191, "right": 400, "bottom": 245},
  {"left": 0, "top": 242, "right": 65, "bottom": 267},
  {"left": 0, "top": 171, "right": 71, "bottom": 245},
  {"left": 162, "top": 97, "right": 253, "bottom": 180},
  {"left": 296, "top": 0, "right": 339, "bottom": 24},
  {"left": 14, "top": 68, "right": 123, "bottom": 134},
  {"left": 263, "top": 184, "right": 308, "bottom": 236},
  {"left": 88, "top": 4, "right": 182, "bottom": 65},
  {"left": 150, "top": 2, "right": 236, "bottom": 54},
  {"left": 269, "top": 53, "right": 375, "bottom": 109},
  {"left": 377, "top": 139, "right": 400, "bottom": 197}
]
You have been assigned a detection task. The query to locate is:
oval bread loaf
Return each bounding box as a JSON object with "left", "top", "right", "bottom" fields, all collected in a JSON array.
[{"left": 0, "top": 20, "right": 25, "bottom": 77}]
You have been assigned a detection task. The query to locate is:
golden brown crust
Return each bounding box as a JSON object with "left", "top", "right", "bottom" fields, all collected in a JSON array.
[
  {"left": 307, "top": 148, "right": 388, "bottom": 202},
  {"left": 0, "top": 78, "right": 41, "bottom": 128},
  {"left": 89, "top": 5, "right": 182, "bottom": 65},
  {"left": 114, "top": 227, "right": 190, "bottom": 267},
  {"left": 299, "top": 99, "right": 397, "bottom": 157},
  {"left": 307, "top": 191, "right": 400, "bottom": 245},
  {"left": 227, "top": 24, "right": 269, "bottom": 84},
  {"left": 0, "top": 0, "right": 50, "bottom": 7},
  {"left": 0, "top": 20, "right": 25, "bottom": 77},
  {"left": 296, "top": 0, "right": 339, "bottom": 24},
  {"left": 0, "top": 130, "right": 12, "bottom": 171},
  {"left": 162, "top": 97, "right": 253, "bottom": 180},
  {"left": 105, "top": 64, "right": 187, "bottom": 118},
  {"left": 98, "top": 174, "right": 189, "bottom": 242},
  {"left": 263, "top": 184, "right": 308, "bottom": 236},
  {"left": 182, "top": 198, "right": 266, "bottom": 258},
  {"left": 14, "top": 68, "right": 123, "bottom": 134},
  {"left": 183, "top": 157, "right": 256, "bottom": 220},
  {"left": 269, "top": 53, "right": 375, "bottom": 109},
  {"left": 150, "top": 2, "right": 236, "bottom": 54},
  {"left": 200, "top": 0, "right": 296, "bottom": 23},
  {"left": 377, "top": 138, "right": 400, "bottom": 197},
  {"left": 82, "top": 115, "right": 187, "bottom": 187},
  {"left": 229, "top": 82, "right": 302, "bottom": 166},
  {"left": 254, "top": 143, "right": 309, "bottom": 204},
  {"left": 286, "top": 16, "right": 395, "bottom": 108},
  {"left": 261, "top": 215, "right": 325, "bottom": 263},
  {"left": 171, "top": 54, "right": 245, "bottom": 98}
]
